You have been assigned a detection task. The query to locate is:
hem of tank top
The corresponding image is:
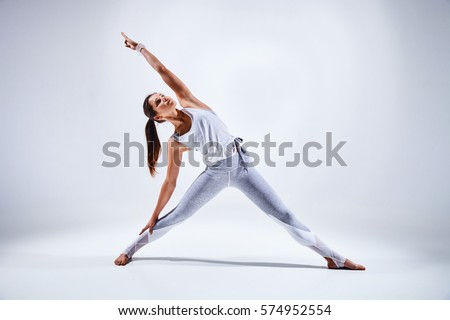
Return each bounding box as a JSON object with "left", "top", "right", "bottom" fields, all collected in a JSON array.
[{"left": 206, "top": 149, "right": 239, "bottom": 164}]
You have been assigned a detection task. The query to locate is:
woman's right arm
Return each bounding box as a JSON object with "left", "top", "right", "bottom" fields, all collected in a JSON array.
[{"left": 139, "top": 139, "right": 189, "bottom": 235}]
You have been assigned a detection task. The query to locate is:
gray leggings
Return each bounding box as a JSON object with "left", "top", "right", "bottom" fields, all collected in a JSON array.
[{"left": 121, "top": 141, "right": 346, "bottom": 267}]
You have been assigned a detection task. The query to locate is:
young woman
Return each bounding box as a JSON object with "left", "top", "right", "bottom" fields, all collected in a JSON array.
[{"left": 114, "top": 32, "right": 365, "bottom": 270}]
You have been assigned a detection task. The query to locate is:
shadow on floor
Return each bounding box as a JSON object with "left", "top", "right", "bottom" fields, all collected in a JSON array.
[{"left": 130, "top": 256, "right": 328, "bottom": 269}]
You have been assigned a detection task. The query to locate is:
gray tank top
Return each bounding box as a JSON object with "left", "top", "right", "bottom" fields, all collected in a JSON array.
[{"left": 170, "top": 108, "right": 236, "bottom": 164}]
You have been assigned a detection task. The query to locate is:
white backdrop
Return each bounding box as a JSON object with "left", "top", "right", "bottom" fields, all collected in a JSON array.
[{"left": 1, "top": 0, "right": 449, "bottom": 298}]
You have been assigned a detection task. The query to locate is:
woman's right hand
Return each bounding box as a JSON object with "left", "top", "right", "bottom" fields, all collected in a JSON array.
[
  {"left": 121, "top": 32, "right": 138, "bottom": 50},
  {"left": 139, "top": 215, "right": 158, "bottom": 235}
]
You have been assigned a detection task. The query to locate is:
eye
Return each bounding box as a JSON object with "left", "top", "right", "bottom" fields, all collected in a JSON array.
[{"left": 156, "top": 99, "right": 161, "bottom": 106}]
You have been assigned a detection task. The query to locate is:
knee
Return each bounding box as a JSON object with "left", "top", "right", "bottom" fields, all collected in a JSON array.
[
  {"left": 272, "top": 209, "right": 311, "bottom": 231},
  {"left": 273, "top": 209, "right": 296, "bottom": 225},
  {"left": 153, "top": 206, "right": 195, "bottom": 230}
]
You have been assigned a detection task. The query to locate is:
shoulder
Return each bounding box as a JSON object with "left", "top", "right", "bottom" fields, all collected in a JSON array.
[
  {"left": 181, "top": 105, "right": 214, "bottom": 113},
  {"left": 178, "top": 94, "right": 214, "bottom": 112},
  {"left": 168, "top": 137, "right": 190, "bottom": 152},
  {"left": 181, "top": 107, "right": 217, "bottom": 116}
]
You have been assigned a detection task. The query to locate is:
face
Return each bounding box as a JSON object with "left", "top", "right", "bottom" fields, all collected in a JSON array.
[{"left": 148, "top": 93, "right": 176, "bottom": 120}]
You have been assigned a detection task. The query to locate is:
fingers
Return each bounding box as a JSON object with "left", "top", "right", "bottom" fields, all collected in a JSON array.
[
  {"left": 122, "top": 32, "right": 131, "bottom": 48},
  {"left": 121, "top": 32, "right": 138, "bottom": 50},
  {"left": 139, "top": 226, "right": 148, "bottom": 235},
  {"left": 150, "top": 221, "right": 158, "bottom": 235}
]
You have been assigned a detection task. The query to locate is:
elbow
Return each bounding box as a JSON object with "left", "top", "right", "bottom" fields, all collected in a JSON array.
[
  {"left": 156, "top": 64, "right": 166, "bottom": 74},
  {"left": 164, "top": 178, "right": 177, "bottom": 189}
]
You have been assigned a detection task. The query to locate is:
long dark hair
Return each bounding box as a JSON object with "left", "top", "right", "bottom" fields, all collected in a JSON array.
[{"left": 143, "top": 92, "right": 166, "bottom": 177}]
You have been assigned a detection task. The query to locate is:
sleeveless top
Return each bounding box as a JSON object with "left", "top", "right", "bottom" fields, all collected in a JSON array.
[{"left": 170, "top": 108, "right": 237, "bottom": 164}]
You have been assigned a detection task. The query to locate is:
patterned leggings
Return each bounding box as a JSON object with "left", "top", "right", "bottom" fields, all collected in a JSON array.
[{"left": 121, "top": 147, "right": 346, "bottom": 267}]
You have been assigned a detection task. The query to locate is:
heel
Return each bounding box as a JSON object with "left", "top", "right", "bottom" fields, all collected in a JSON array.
[{"left": 326, "top": 255, "right": 346, "bottom": 268}]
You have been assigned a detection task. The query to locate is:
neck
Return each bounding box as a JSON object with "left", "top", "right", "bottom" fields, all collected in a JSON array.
[{"left": 165, "top": 108, "right": 189, "bottom": 132}]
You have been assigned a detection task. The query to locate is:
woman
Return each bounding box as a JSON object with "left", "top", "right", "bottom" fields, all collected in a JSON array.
[{"left": 114, "top": 32, "right": 365, "bottom": 270}]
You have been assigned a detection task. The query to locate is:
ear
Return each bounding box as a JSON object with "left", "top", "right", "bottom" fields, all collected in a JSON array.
[{"left": 154, "top": 115, "right": 163, "bottom": 121}]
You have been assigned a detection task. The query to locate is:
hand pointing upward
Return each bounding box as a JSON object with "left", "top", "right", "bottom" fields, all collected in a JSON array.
[{"left": 121, "top": 32, "right": 138, "bottom": 50}]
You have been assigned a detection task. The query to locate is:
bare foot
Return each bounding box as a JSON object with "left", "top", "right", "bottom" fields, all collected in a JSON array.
[
  {"left": 325, "top": 257, "right": 366, "bottom": 270},
  {"left": 114, "top": 254, "right": 130, "bottom": 266}
]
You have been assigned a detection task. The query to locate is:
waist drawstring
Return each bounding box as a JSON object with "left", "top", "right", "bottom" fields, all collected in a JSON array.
[{"left": 233, "top": 137, "right": 249, "bottom": 174}]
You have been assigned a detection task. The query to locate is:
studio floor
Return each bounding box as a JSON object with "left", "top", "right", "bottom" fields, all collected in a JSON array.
[{"left": 1, "top": 218, "right": 449, "bottom": 300}]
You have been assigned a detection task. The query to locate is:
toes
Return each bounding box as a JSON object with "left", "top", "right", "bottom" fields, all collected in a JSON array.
[
  {"left": 114, "top": 256, "right": 127, "bottom": 266},
  {"left": 346, "top": 261, "right": 365, "bottom": 270}
]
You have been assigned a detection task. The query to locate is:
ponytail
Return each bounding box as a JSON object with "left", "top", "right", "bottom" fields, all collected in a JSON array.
[
  {"left": 143, "top": 92, "right": 165, "bottom": 177},
  {"left": 145, "top": 118, "right": 161, "bottom": 177}
]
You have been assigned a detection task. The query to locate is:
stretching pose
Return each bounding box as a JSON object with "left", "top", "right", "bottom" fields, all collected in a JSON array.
[{"left": 114, "top": 32, "right": 365, "bottom": 270}]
